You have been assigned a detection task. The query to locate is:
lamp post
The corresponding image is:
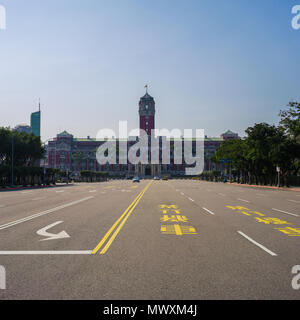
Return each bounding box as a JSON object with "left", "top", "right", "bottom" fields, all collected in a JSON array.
[
  {"left": 277, "top": 166, "right": 280, "bottom": 188},
  {"left": 11, "top": 131, "right": 14, "bottom": 187},
  {"left": 42, "top": 138, "right": 52, "bottom": 186}
]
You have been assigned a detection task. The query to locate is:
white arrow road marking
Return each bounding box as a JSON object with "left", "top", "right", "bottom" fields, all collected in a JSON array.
[{"left": 37, "top": 221, "right": 70, "bottom": 241}]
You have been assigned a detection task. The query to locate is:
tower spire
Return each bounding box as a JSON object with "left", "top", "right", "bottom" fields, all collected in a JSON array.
[
  {"left": 144, "top": 84, "right": 148, "bottom": 94},
  {"left": 38, "top": 98, "right": 41, "bottom": 112}
]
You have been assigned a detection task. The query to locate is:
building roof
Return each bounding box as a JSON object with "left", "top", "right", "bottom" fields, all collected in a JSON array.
[
  {"left": 141, "top": 92, "right": 154, "bottom": 100},
  {"left": 58, "top": 130, "right": 72, "bottom": 137},
  {"left": 222, "top": 130, "right": 237, "bottom": 136}
]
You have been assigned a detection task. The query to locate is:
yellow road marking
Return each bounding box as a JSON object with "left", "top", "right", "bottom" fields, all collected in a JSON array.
[
  {"left": 174, "top": 224, "right": 183, "bottom": 235},
  {"left": 92, "top": 181, "right": 153, "bottom": 255}
]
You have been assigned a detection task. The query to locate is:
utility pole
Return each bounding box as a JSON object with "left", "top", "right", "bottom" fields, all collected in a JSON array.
[
  {"left": 11, "top": 132, "right": 14, "bottom": 187},
  {"left": 277, "top": 167, "right": 280, "bottom": 188}
]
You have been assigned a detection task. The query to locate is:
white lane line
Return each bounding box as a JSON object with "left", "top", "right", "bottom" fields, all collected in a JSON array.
[
  {"left": 0, "top": 196, "right": 94, "bottom": 231},
  {"left": 89, "top": 190, "right": 97, "bottom": 193},
  {"left": 0, "top": 251, "right": 92, "bottom": 255},
  {"left": 56, "top": 190, "right": 65, "bottom": 193},
  {"left": 21, "top": 191, "right": 33, "bottom": 194},
  {"left": 238, "top": 198, "right": 250, "bottom": 203},
  {"left": 202, "top": 207, "right": 215, "bottom": 215},
  {"left": 180, "top": 192, "right": 185, "bottom": 196},
  {"left": 32, "top": 197, "right": 46, "bottom": 201},
  {"left": 287, "top": 199, "right": 300, "bottom": 204},
  {"left": 272, "top": 208, "right": 299, "bottom": 217},
  {"left": 188, "top": 197, "right": 194, "bottom": 202},
  {"left": 238, "top": 231, "right": 277, "bottom": 256},
  {"left": 0, "top": 205, "right": 6, "bottom": 208},
  {"left": 218, "top": 193, "right": 225, "bottom": 196}
]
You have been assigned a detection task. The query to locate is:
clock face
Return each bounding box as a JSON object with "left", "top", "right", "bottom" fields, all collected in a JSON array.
[{"left": 145, "top": 105, "right": 149, "bottom": 110}]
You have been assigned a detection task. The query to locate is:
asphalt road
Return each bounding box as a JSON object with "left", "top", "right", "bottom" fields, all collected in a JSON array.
[{"left": 0, "top": 179, "right": 299, "bottom": 300}]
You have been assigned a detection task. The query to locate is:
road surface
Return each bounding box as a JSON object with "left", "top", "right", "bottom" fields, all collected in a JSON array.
[{"left": 0, "top": 179, "right": 299, "bottom": 299}]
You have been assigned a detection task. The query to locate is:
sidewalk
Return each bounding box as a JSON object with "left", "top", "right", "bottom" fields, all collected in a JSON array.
[{"left": 229, "top": 182, "right": 300, "bottom": 192}]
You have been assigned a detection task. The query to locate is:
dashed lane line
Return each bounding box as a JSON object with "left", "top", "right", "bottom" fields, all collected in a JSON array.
[
  {"left": 287, "top": 199, "right": 300, "bottom": 204},
  {"left": 272, "top": 208, "right": 299, "bottom": 217},
  {"left": 238, "top": 231, "right": 277, "bottom": 256},
  {"left": 238, "top": 198, "right": 250, "bottom": 203},
  {"left": 202, "top": 207, "right": 215, "bottom": 216}
]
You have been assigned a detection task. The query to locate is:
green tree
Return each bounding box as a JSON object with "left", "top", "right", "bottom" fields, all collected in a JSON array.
[{"left": 279, "top": 101, "right": 300, "bottom": 142}]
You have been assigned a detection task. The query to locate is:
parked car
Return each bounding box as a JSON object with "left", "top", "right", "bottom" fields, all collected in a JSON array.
[
  {"left": 153, "top": 176, "right": 161, "bottom": 180},
  {"left": 132, "top": 176, "right": 140, "bottom": 183},
  {"left": 162, "top": 176, "right": 169, "bottom": 181}
]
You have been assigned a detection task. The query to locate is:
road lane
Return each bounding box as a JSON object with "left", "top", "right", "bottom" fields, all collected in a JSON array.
[
  {"left": 0, "top": 179, "right": 299, "bottom": 300},
  {"left": 168, "top": 180, "right": 300, "bottom": 267},
  {"left": 0, "top": 181, "right": 139, "bottom": 225}
]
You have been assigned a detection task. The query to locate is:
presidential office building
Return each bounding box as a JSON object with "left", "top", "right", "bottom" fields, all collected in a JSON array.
[{"left": 47, "top": 91, "right": 239, "bottom": 177}]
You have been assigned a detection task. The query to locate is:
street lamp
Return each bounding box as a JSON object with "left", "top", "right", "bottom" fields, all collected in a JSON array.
[
  {"left": 42, "top": 138, "right": 52, "bottom": 186},
  {"left": 11, "top": 130, "right": 14, "bottom": 187},
  {"left": 276, "top": 166, "right": 280, "bottom": 188}
]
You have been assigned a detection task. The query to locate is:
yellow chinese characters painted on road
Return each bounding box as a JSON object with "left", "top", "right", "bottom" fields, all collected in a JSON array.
[
  {"left": 161, "top": 225, "right": 198, "bottom": 235},
  {"left": 160, "top": 215, "right": 189, "bottom": 223},
  {"left": 159, "top": 205, "right": 181, "bottom": 214},
  {"left": 159, "top": 204, "right": 198, "bottom": 236},
  {"left": 275, "top": 227, "right": 300, "bottom": 236},
  {"left": 226, "top": 205, "right": 300, "bottom": 237}
]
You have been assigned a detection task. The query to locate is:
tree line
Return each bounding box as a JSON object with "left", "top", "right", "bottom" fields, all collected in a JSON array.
[
  {"left": 80, "top": 170, "right": 109, "bottom": 182},
  {"left": 0, "top": 127, "right": 50, "bottom": 187},
  {"left": 211, "top": 102, "right": 300, "bottom": 187}
]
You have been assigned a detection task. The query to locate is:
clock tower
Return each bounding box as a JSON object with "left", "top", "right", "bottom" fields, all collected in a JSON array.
[{"left": 139, "top": 88, "right": 155, "bottom": 136}]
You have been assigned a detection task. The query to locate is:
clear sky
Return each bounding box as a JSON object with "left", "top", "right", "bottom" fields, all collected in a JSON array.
[{"left": 1, "top": 0, "right": 300, "bottom": 141}]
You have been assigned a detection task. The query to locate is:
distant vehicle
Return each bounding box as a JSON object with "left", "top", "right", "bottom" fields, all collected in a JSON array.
[
  {"left": 162, "top": 176, "right": 169, "bottom": 181},
  {"left": 153, "top": 176, "right": 161, "bottom": 180},
  {"left": 132, "top": 176, "right": 140, "bottom": 183},
  {"left": 127, "top": 176, "right": 134, "bottom": 180}
]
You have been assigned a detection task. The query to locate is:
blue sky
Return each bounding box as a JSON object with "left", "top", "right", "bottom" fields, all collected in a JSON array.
[{"left": 0, "top": 0, "right": 300, "bottom": 141}]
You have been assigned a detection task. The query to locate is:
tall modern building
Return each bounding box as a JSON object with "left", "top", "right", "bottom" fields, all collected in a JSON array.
[{"left": 31, "top": 103, "right": 41, "bottom": 137}]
